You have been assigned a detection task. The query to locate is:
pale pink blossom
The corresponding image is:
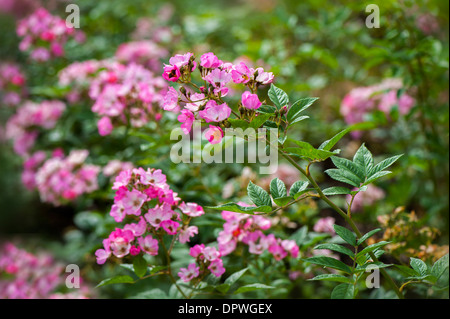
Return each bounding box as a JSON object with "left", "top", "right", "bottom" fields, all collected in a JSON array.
[
  {"left": 204, "top": 125, "right": 224, "bottom": 144},
  {"left": 178, "top": 263, "right": 200, "bottom": 282},
  {"left": 241, "top": 91, "right": 262, "bottom": 109},
  {"left": 198, "top": 100, "right": 231, "bottom": 123},
  {"left": 138, "top": 235, "right": 159, "bottom": 256}
]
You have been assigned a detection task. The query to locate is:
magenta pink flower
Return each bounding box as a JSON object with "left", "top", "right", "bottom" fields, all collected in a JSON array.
[
  {"left": 109, "top": 228, "right": 135, "bottom": 258},
  {"left": 179, "top": 202, "right": 205, "bottom": 217},
  {"left": 124, "top": 217, "right": 147, "bottom": 237},
  {"left": 178, "top": 109, "right": 195, "bottom": 134},
  {"left": 241, "top": 91, "right": 262, "bottom": 109},
  {"left": 144, "top": 203, "right": 174, "bottom": 228},
  {"left": 255, "top": 67, "right": 274, "bottom": 85},
  {"left": 208, "top": 259, "right": 225, "bottom": 277},
  {"left": 95, "top": 239, "right": 112, "bottom": 265},
  {"left": 200, "top": 52, "right": 222, "bottom": 69},
  {"left": 161, "top": 219, "right": 180, "bottom": 235},
  {"left": 120, "top": 188, "right": 147, "bottom": 216},
  {"left": 203, "top": 246, "right": 221, "bottom": 261},
  {"left": 231, "top": 62, "right": 253, "bottom": 84},
  {"left": 268, "top": 243, "right": 288, "bottom": 261},
  {"left": 162, "top": 87, "right": 179, "bottom": 111},
  {"left": 198, "top": 100, "right": 231, "bottom": 123},
  {"left": 178, "top": 263, "right": 200, "bottom": 282},
  {"left": 97, "top": 116, "right": 113, "bottom": 136},
  {"left": 203, "top": 68, "right": 231, "bottom": 87},
  {"left": 204, "top": 125, "right": 224, "bottom": 144},
  {"left": 281, "top": 240, "right": 299, "bottom": 258},
  {"left": 110, "top": 204, "right": 126, "bottom": 222},
  {"left": 162, "top": 64, "right": 181, "bottom": 82},
  {"left": 189, "top": 244, "right": 205, "bottom": 259},
  {"left": 169, "top": 52, "right": 194, "bottom": 69},
  {"left": 138, "top": 235, "right": 159, "bottom": 256},
  {"left": 178, "top": 226, "right": 198, "bottom": 244},
  {"left": 129, "top": 245, "right": 141, "bottom": 256},
  {"left": 139, "top": 168, "right": 167, "bottom": 188}
]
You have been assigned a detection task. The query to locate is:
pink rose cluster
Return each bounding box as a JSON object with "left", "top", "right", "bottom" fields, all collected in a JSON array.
[
  {"left": 178, "top": 244, "right": 225, "bottom": 282},
  {"left": 0, "top": 63, "right": 27, "bottom": 107},
  {"left": 340, "top": 79, "right": 415, "bottom": 137},
  {"left": 21, "top": 150, "right": 47, "bottom": 190},
  {"left": 89, "top": 62, "right": 167, "bottom": 136},
  {"left": 32, "top": 150, "right": 100, "bottom": 206},
  {"left": 5, "top": 100, "right": 65, "bottom": 156},
  {"left": 161, "top": 52, "right": 274, "bottom": 144},
  {"left": 16, "top": 8, "right": 85, "bottom": 62},
  {"left": 58, "top": 59, "right": 121, "bottom": 104},
  {"left": 95, "top": 167, "right": 205, "bottom": 265},
  {"left": 217, "top": 204, "right": 299, "bottom": 261},
  {"left": 0, "top": 242, "right": 90, "bottom": 299},
  {"left": 115, "top": 40, "right": 168, "bottom": 72}
]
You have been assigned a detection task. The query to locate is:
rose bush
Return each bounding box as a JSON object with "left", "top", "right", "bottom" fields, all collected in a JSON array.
[{"left": 0, "top": 0, "right": 448, "bottom": 300}]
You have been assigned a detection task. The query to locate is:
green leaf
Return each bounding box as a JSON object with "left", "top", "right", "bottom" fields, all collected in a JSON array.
[
  {"left": 96, "top": 275, "right": 134, "bottom": 288},
  {"left": 285, "top": 140, "right": 336, "bottom": 161},
  {"left": 224, "top": 268, "right": 249, "bottom": 288},
  {"left": 250, "top": 113, "right": 272, "bottom": 129},
  {"left": 368, "top": 154, "right": 402, "bottom": 177},
  {"left": 270, "top": 178, "right": 287, "bottom": 199},
  {"left": 354, "top": 262, "right": 392, "bottom": 272},
  {"left": 289, "top": 181, "right": 309, "bottom": 197},
  {"left": 331, "top": 156, "right": 365, "bottom": 181},
  {"left": 247, "top": 181, "right": 272, "bottom": 207},
  {"left": 395, "top": 265, "right": 420, "bottom": 277},
  {"left": 319, "top": 128, "right": 350, "bottom": 151},
  {"left": 309, "top": 274, "right": 352, "bottom": 284},
  {"left": 353, "top": 143, "right": 374, "bottom": 176},
  {"left": 363, "top": 171, "right": 392, "bottom": 186},
  {"left": 410, "top": 258, "right": 429, "bottom": 277},
  {"left": 227, "top": 118, "right": 250, "bottom": 130},
  {"left": 287, "top": 97, "right": 318, "bottom": 123},
  {"left": 331, "top": 283, "right": 355, "bottom": 299},
  {"left": 333, "top": 225, "right": 357, "bottom": 246},
  {"left": 128, "top": 288, "right": 169, "bottom": 299},
  {"left": 268, "top": 84, "right": 289, "bottom": 109},
  {"left": 431, "top": 254, "right": 449, "bottom": 288},
  {"left": 325, "top": 169, "right": 360, "bottom": 187},
  {"left": 273, "top": 196, "right": 294, "bottom": 207},
  {"left": 303, "top": 256, "right": 352, "bottom": 274},
  {"left": 215, "top": 283, "right": 231, "bottom": 294},
  {"left": 322, "top": 186, "right": 352, "bottom": 196},
  {"left": 357, "top": 228, "right": 382, "bottom": 246},
  {"left": 233, "top": 283, "right": 275, "bottom": 294},
  {"left": 207, "top": 202, "right": 272, "bottom": 214},
  {"left": 356, "top": 241, "right": 390, "bottom": 258},
  {"left": 287, "top": 115, "right": 310, "bottom": 128},
  {"left": 133, "top": 255, "right": 148, "bottom": 278},
  {"left": 257, "top": 105, "right": 276, "bottom": 114},
  {"left": 314, "top": 243, "right": 355, "bottom": 258}
]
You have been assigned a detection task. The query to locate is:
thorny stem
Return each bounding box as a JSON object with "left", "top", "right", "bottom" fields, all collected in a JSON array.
[{"left": 268, "top": 142, "right": 405, "bottom": 299}]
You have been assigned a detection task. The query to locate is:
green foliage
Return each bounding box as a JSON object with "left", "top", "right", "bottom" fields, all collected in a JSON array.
[
  {"left": 268, "top": 84, "right": 289, "bottom": 110},
  {"left": 325, "top": 143, "right": 402, "bottom": 193}
]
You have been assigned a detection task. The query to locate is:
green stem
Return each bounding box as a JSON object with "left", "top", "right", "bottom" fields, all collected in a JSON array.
[
  {"left": 276, "top": 149, "right": 405, "bottom": 299},
  {"left": 158, "top": 233, "right": 189, "bottom": 299}
]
